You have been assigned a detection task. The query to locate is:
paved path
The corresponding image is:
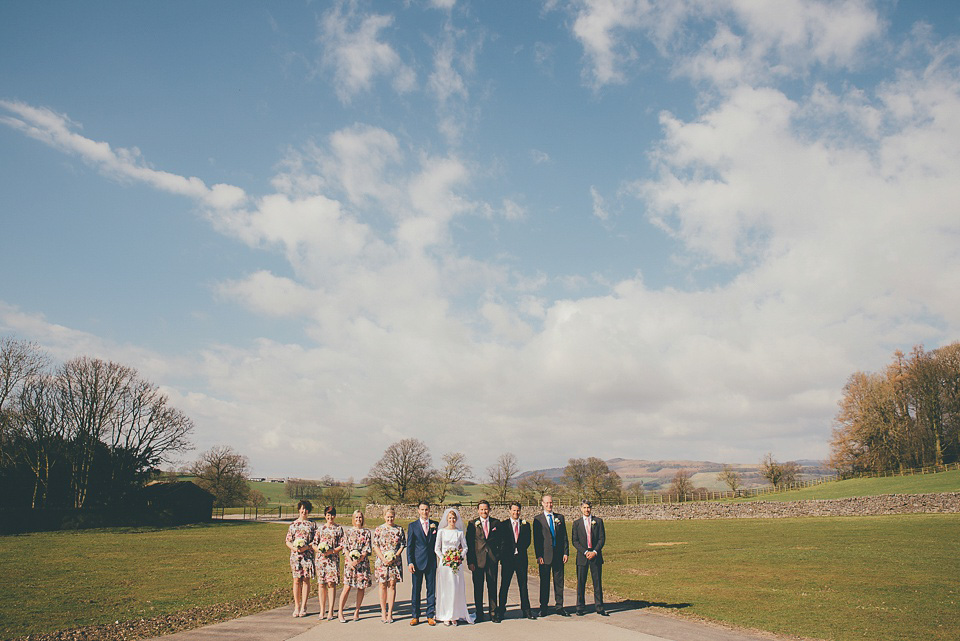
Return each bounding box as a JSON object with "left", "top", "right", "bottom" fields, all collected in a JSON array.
[{"left": 147, "top": 570, "right": 790, "bottom": 641}]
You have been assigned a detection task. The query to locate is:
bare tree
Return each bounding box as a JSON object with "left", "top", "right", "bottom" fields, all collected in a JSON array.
[
  {"left": 0, "top": 338, "right": 49, "bottom": 465},
  {"left": 625, "top": 480, "right": 645, "bottom": 503},
  {"left": 434, "top": 451, "right": 472, "bottom": 504},
  {"left": 486, "top": 452, "right": 520, "bottom": 503},
  {"left": 670, "top": 469, "right": 694, "bottom": 499},
  {"left": 760, "top": 453, "right": 800, "bottom": 487},
  {"left": 322, "top": 483, "right": 353, "bottom": 511},
  {"left": 16, "top": 374, "right": 65, "bottom": 508},
  {"left": 561, "top": 458, "right": 589, "bottom": 499},
  {"left": 191, "top": 446, "right": 251, "bottom": 507},
  {"left": 367, "top": 438, "right": 433, "bottom": 503},
  {"left": 717, "top": 464, "right": 743, "bottom": 493},
  {"left": 517, "top": 471, "right": 558, "bottom": 505},
  {"left": 57, "top": 357, "right": 136, "bottom": 508}
]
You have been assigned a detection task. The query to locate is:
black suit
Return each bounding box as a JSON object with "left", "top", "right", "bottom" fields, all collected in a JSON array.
[
  {"left": 497, "top": 517, "right": 532, "bottom": 616},
  {"left": 533, "top": 511, "right": 568, "bottom": 612},
  {"left": 466, "top": 516, "right": 501, "bottom": 618},
  {"left": 571, "top": 515, "right": 605, "bottom": 612}
]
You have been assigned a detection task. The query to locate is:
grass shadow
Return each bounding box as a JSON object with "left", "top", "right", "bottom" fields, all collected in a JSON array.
[{"left": 604, "top": 598, "right": 692, "bottom": 613}]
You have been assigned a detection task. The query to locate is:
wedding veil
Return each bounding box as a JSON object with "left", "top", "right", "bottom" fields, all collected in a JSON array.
[{"left": 440, "top": 507, "right": 465, "bottom": 531}]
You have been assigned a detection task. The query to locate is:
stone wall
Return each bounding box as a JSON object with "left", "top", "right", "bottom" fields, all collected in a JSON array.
[{"left": 368, "top": 492, "right": 960, "bottom": 521}]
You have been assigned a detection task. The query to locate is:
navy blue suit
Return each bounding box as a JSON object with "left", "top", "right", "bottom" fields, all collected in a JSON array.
[{"left": 407, "top": 519, "right": 438, "bottom": 619}]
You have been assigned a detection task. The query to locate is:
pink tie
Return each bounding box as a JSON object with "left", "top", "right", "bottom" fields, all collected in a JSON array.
[
  {"left": 586, "top": 518, "right": 592, "bottom": 548},
  {"left": 483, "top": 519, "right": 489, "bottom": 538},
  {"left": 422, "top": 520, "right": 428, "bottom": 536},
  {"left": 514, "top": 520, "right": 519, "bottom": 541}
]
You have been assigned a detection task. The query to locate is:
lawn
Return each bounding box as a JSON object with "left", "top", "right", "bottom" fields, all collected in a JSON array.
[
  {"left": 2, "top": 514, "right": 958, "bottom": 640},
  {"left": 596, "top": 514, "right": 960, "bottom": 641},
  {"left": 737, "top": 468, "right": 960, "bottom": 502}
]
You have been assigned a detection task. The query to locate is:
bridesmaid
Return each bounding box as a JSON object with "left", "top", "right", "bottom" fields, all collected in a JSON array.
[
  {"left": 338, "top": 509, "right": 372, "bottom": 622},
  {"left": 372, "top": 506, "right": 406, "bottom": 623},
  {"left": 314, "top": 505, "right": 344, "bottom": 620},
  {"left": 285, "top": 500, "right": 317, "bottom": 617}
]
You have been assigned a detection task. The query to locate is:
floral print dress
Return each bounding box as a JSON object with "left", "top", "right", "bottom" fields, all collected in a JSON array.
[
  {"left": 314, "top": 523, "right": 344, "bottom": 584},
  {"left": 342, "top": 526, "right": 373, "bottom": 589},
  {"left": 373, "top": 524, "right": 406, "bottom": 583},
  {"left": 285, "top": 519, "right": 317, "bottom": 579}
]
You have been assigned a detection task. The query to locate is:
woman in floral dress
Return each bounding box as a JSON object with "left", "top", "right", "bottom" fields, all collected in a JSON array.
[
  {"left": 338, "top": 509, "right": 372, "bottom": 622},
  {"left": 314, "top": 505, "right": 344, "bottom": 621},
  {"left": 285, "top": 500, "right": 317, "bottom": 617},
  {"left": 372, "top": 506, "right": 406, "bottom": 623}
]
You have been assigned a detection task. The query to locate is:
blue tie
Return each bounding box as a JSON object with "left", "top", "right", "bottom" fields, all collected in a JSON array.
[{"left": 548, "top": 513, "right": 555, "bottom": 546}]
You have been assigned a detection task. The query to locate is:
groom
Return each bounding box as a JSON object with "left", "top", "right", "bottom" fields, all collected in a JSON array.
[
  {"left": 466, "top": 500, "right": 501, "bottom": 622},
  {"left": 407, "top": 501, "right": 438, "bottom": 626}
]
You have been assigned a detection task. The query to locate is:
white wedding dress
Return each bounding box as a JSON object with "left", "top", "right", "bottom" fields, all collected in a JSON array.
[{"left": 434, "top": 512, "right": 475, "bottom": 624}]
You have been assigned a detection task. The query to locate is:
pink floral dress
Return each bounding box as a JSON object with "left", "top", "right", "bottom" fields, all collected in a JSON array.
[
  {"left": 285, "top": 519, "right": 317, "bottom": 579},
  {"left": 342, "top": 526, "right": 373, "bottom": 589},
  {"left": 373, "top": 524, "right": 406, "bottom": 584},
  {"left": 314, "top": 523, "right": 344, "bottom": 585}
]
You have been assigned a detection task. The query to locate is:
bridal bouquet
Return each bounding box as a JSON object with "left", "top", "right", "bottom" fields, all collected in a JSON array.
[{"left": 442, "top": 548, "right": 463, "bottom": 575}]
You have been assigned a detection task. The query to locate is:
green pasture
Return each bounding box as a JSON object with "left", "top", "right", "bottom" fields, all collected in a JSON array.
[
  {"left": 736, "top": 468, "right": 960, "bottom": 502},
  {"left": 596, "top": 515, "right": 959, "bottom": 641},
  {"left": 2, "top": 514, "right": 958, "bottom": 640}
]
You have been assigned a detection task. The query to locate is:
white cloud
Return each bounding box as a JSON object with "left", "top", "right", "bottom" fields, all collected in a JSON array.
[
  {"left": 319, "top": 1, "right": 416, "bottom": 103},
  {"left": 590, "top": 185, "right": 609, "bottom": 221}
]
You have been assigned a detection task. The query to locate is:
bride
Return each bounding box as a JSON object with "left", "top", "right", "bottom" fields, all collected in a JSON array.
[{"left": 434, "top": 507, "right": 475, "bottom": 625}]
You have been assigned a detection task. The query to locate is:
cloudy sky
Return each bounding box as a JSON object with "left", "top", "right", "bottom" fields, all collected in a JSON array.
[{"left": 2, "top": 1, "right": 959, "bottom": 479}]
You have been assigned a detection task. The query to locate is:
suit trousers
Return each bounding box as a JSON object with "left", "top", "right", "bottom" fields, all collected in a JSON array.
[
  {"left": 472, "top": 562, "right": 498, "bottom": 615},
  {"left": 576, "top": 560, "right": 603, "bottom": 609},
  {"left": 498, "top": 559, "right": 531, "bottom": 614},
  {"left": 538, "top": 559, "right": 564, "bottom": 610},
  {"left": 410, "top": 569, "right": 436, "bottom": 619}
]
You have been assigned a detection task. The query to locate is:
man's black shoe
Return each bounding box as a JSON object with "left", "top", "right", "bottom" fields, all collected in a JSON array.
[
  {"left": 538, "top": 609, "right": 549, "bottom": 618},
  {"left": 524, "top": 609, "right": 536, "bottom": 619},
  {"left": 597, "top": 609, "right": 609, "bottom": 616},
  {"left": 474, "top": 613, "right": 486, "bottom": 623},
  {"left": 557, "top": 608, "right": 571, "bottom": 617},
  {"left": 576, "top": 609, "right": 585, "bottom": 616}
]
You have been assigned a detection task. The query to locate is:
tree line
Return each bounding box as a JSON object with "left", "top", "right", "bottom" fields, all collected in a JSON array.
[
  {"left": 830, "top": 342, "right": 960, "bottom": 474},
  {"left": 364, "top": 438, "right": 625, "bottom": 505},
  {"left": 0, "top": 337, "right": 193, "bottom": 511}
]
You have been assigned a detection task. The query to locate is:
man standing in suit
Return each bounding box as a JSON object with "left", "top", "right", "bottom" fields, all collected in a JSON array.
[
  {"left": 466, "top": 500, "right": 501, "bottom": 622},
  {"left": 533, "top": 494, "right": 569, "bottom": 617},
  {"left": 497, "top": 501, "right": 536, "bottom": 620},
  {"left": 407, "top": 501, "right": 438, "bottom": 626},
  {"left": 571, "top": 499, "right": 607, "bottom": 616}
]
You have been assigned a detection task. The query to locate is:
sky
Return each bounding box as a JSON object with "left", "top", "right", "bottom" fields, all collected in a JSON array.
[{"left": 2, "top": 0, "right": 959, "bottom": 479}]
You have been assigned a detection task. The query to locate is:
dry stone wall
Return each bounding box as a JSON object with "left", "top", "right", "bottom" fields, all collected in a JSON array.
[{"left": 369, "top": 492, "right": 960, "bottom": 521}]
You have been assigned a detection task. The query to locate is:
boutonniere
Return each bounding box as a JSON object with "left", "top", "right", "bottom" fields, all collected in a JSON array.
[
  {"left": 521, "top": 519, "right": 527, "bottom": 525},
  {"left": 476, "top": 520, "right": 482, "bottom": 527},
  {"left": 429, "top": 523, "right": 437, "bottom": 530},
  {"left": 591, "top": 520, "right": 596, "bottom": 525}
]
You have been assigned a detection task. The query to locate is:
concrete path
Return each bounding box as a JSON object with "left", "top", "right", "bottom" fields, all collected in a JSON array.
[{"left": 147, "top": 571, "right": 788, "bottom": 641}]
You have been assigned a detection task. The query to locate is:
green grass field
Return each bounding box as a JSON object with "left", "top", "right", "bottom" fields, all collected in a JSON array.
[
  {"left": 737, "top": 468, "right": 960, "bottom": 502},
  {"left": 2, "top": 513, "right": 958, "bottom": 640}
]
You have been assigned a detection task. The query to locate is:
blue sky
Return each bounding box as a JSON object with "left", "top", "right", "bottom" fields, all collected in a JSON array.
[{"left": 2, "top": 0, "right": 959, "bottom": 479}]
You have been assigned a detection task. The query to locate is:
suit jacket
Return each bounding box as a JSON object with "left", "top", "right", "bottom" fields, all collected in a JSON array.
[
  {"left": 571, "top": 515, "right": 605, "bottom": 566},
  {"left": 406, "top": 519, "right": 439, "bottom": 572},
  {"left": 499, "top": 517, "right": 531, "bottom": 566},
  {"left": 533, "top": 511, "right": 568, "bottom": 565},
  {"left": 466, "top": 516, "right": 501, "bottom": 568}
]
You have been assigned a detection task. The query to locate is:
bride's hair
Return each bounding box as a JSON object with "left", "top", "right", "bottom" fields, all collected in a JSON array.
[{"left": 440, "top": 507, "right": 464, "bottom": 530}]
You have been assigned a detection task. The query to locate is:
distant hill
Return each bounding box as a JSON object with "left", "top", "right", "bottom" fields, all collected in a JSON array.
[{"left": 517, "top": 458, "right": 832, "bottom": 492}]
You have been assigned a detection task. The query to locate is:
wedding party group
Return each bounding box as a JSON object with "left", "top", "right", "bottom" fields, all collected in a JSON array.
[{"left": 284, "top": 495, "right": 608, "bottom": 626}]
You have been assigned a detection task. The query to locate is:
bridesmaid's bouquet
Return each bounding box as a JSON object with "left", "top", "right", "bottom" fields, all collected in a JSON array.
[
  {"left": 348, "top": 549, "right": 362, "bottom": 561},
  {"left": 383, "top": 550, "right": 395, "bottom": 563},
  {"left": 293, "top": 537, "right": 306, "bottom": 549},
  {"left": 317, "top": 541, "right": 330, "bottom": 553},
  {"left": 442, "top": 548, "right": 463, "bottom": 575}
]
